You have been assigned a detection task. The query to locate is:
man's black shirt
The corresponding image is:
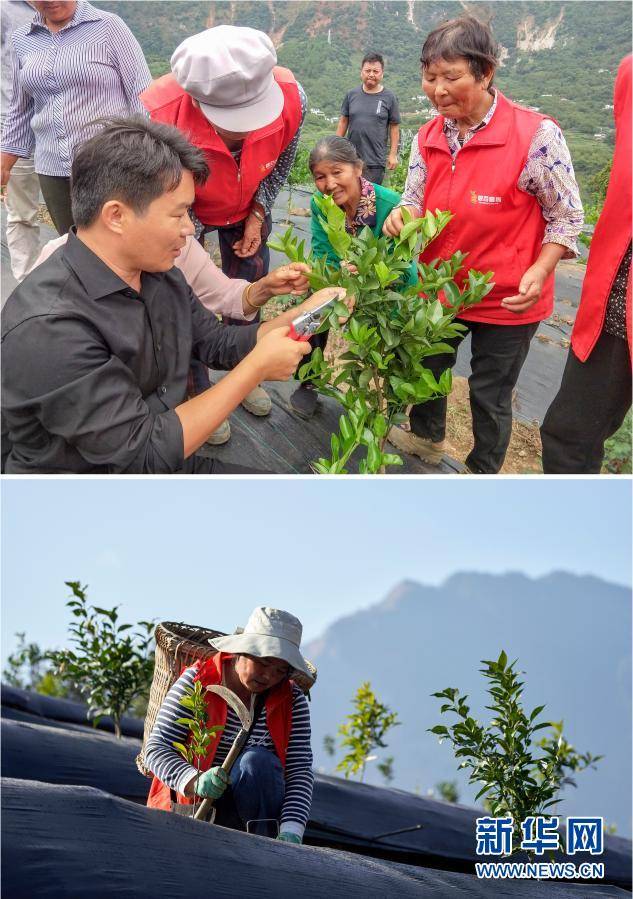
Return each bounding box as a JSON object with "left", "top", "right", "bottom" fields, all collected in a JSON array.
[{"left": 1, "top": 231, "right": 258, "bottom": 473}]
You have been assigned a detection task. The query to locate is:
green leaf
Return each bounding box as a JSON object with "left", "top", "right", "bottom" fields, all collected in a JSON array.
[
  {"left": 373, "top": 414, "right": 387, "bottom": 439},
  {"left": 367, "top": 441, "right": 381, "bottom": 471},
  {"left": 442, "top": 281, "right": 461, "bottom": 306},
  {"left": 429, "top": 725, "right": 449, "bottom": 736}
]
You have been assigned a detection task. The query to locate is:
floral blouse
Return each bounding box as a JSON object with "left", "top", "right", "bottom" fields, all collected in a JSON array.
[{"left": 345, "top": 177, "right": 377, "bottom": 235}]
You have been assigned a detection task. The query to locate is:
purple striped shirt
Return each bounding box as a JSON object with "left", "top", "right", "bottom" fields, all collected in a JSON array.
[{"left": 1, "top": 1, "right": 151, "bottom": 175}]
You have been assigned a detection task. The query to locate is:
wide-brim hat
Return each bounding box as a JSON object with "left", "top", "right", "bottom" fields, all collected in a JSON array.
[
  {"left": 171, "top": 25, "right": 284, "bottom": 133},
  {"left": 209, "top": 607, "right": 314, "bottom": 685}
]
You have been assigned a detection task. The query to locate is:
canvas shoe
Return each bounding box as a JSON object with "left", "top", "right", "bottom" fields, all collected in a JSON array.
[
  {"left": 205, "top": 418, "right": 231, "bottom": 446},
  {"left": 387, "top": 425, "right": 447, "bottom": 465},
  {"left": 241, "top": 385, "right": 272, "bottom": 416}
]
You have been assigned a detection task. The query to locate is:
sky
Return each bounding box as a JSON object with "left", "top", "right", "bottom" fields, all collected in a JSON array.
[{"left": 1, "top": 477, "right": 631, "bottom": 664}]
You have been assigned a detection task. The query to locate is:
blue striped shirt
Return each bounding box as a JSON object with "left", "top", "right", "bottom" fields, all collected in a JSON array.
[
  {"left": 1, "top": 1, "right": 151, "bottom": 175},
  {"left": 145, "top": 666, "right": 314, "bottom": 838}
]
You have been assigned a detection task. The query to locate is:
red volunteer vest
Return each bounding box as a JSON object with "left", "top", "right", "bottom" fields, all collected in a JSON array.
[
  {"left": 571, "top": 55, "right": 632, "bottom": 362},
  {"left": 146, "top": 652, "right": 293, "bottom": 811},
  {"left": 141, "top": 68, "right": 302, "bottom": 227},
  {"left": 418, "top": 91, "right": 554, "bottom": 325}
]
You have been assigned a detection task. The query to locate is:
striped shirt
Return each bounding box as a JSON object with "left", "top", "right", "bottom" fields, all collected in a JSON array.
[
  {"left": 145, "top": 665, "right": 314, "bottom": 838},
  {"left": 1, "top": 1, "right": 151, "bottom": 175},
  {"left": 400, "top": 89, "right": 583, "bottom": 258},
  {"left": 1, "top": 1, "right": 34, "bottom": 116}
]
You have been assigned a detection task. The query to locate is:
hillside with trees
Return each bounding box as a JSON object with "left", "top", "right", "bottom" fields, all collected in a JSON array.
[{"left": 100, "top": 1, "right": 631, "bottom": 202}]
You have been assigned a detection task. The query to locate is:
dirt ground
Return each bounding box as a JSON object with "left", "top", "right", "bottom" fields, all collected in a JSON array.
[{"left": 445, "top": 377, "right": 543, "bottom": 474}]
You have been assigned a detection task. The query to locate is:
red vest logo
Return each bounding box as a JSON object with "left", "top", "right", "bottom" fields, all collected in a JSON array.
[
  {"left": 260, "top": 159, "right": 278, "bottom": 174},
  {"left": 470, "top": 190, "right": 502, "bottom": 205}
]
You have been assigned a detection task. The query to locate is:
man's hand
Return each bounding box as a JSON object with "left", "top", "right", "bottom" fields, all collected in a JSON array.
[
  {"left": 501, "top": 263, "right": 548, "bottom": 314},
  {"left": 1, "top": 153, "right": 18, "bottom": 189},
  {"left": 382, "top": 205, "right": 417, "bottom": 238},
  {"left": 261, "top": 263, "right": 311, "bottom": 297},
  {"left": 250, "top": 326, "right": 311, "bottom": 379},
  {"left": 386, "top": 153, "right": 398, "bottom": 171},
  {"left": 195, "top": 766, "right": 230, "bottom": 799},
  {"left": 233, "top": 213, "right": 263, "bottom": 258}
]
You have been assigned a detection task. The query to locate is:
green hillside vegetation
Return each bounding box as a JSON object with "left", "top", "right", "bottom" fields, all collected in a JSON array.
[{"left": 100, "top": 1, "right": 630, "bottom": 202}]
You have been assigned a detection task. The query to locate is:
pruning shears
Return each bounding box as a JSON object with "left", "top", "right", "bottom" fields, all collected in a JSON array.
[{"left": 288, "top": 288, "right": 347, "bottom": 341}]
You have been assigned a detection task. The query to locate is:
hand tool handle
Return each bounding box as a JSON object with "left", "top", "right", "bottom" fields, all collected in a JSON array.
[
  {"left": 194, "top": 795, "right": 216, "bottom": 822},
  {"left": 288, "top": 323, "right": 310, "bottom": 341},
  {"left": 194, "top": 726, "right": 250, "bottom": 821}
]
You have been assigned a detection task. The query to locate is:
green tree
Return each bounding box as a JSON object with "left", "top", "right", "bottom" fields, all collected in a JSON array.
[
  {"left": 336, "top": 682, "right": 400, "bottom": 781},
  {"left": 430, "top": 651, "right": 602, "bottom": 852},
  {"left": 388, "top": 138, "right": 412, "bottom": 194},
  {"left": 48, "top": 581, "right": 155, "bottom": 738},
  {"left": 377, "top": 755, "right": 395, "bottom": 785},
  {"left": 3, "top": 632, "right": 77, "bottom": 699},
  {"left": 323, "top": 734, "right": 336, "bottom": 757},
  {"left": 269, "top": 197, "right": 493, "bottom": 473},
  {"left": 435, "top": 780, "right": 460, "bottom": 804},
  {"left": 588, "top": 158, "right": 613, "bottom": 205},
  {"left": 4, "top": 632, "right": 52, "bottom": 690}
]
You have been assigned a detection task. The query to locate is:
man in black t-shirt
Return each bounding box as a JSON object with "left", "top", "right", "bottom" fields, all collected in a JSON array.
[{"left": 337, "top": 52, "right": 400, "bottom": 185}]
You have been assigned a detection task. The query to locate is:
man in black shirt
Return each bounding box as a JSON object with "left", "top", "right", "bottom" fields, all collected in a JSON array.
[
  {"left": 0, "top": 117, "right": 329, "bottom": 474},
  {"left": 337, "top": 53, "right": 400, "bottom": 185}
]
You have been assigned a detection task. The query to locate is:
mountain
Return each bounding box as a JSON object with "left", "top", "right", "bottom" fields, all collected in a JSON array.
[
  {"left": 100, "top": 1, "right": 632, "bottom": 200},
  {"left": 302, "top": 572, "right": 632, "bottom": 836}
]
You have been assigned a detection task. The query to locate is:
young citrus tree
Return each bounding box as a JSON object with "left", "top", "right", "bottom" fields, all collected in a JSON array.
[
  {"left": 3, "top": 632, "right": 74, "bottom": 698},
  {"left": 429, "top": 651, "right": 602, "bottom": 851},
  {"left": 336, "top": 681, "right": 400, "bottom": 782},
  {"left": 435, "top": 780, "right": 460, "bottom": 803},
  {"left": 47, "top": 581, "right": 155, "bottom": 738},
  {"left": 269, "top": 195, "right": 494, "bottom": 473},
  {"left": 173, "top": 679, "right": 224, "bottom": 815}
]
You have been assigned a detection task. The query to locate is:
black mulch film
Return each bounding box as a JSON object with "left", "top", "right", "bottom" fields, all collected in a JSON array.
[{"left": 2, "top": 687, "right": 630, "bottom": 896}]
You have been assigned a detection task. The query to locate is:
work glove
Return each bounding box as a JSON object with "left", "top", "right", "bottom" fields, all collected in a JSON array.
[
  {"left": 277, "top": 832, "right": 302, "bottom": 845},
  {"left": 195, "top": 766, "right": 230, "bottom": 799}
]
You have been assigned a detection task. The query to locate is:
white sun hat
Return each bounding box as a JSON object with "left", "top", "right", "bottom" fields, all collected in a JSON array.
[
  {"left": 209, "top": 607, "right": 314, "bottom": 684},
  {"left": 170, "top": 25, "right": 284, "bottom": 132}
]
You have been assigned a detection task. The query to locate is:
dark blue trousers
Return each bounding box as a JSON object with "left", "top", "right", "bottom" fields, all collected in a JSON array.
[{"left": 215, "top": 747, "right": 285, "bottom": 836}]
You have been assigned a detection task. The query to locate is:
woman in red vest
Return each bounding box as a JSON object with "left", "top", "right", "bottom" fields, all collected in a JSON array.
[
  {"left": 383, "top": 16, "right": 583, "bottom": 473},
  {"left": 541, "top": 56, "right": 632, "bottom": 473},
  {"left": 142, "top": 26, "right": 306, "bottom": 442},
  {"left": 145, "top": 608, "right": 314, "bottom": 844}
]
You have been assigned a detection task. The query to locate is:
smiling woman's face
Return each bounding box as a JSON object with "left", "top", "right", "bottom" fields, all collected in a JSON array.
[
  {"left": 422, "top": 56, "right": 487, "bottom": 121},
  {"left": 235, "top": 654, "right": 290, "bottom": 694},
  {"left": 311, "top": 158, "right": 363, "bottom": 209}
]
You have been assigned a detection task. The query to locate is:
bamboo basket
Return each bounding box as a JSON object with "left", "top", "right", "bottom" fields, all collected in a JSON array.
[{"left": 136, "top": 620, "right": 317, "bottom": 777}]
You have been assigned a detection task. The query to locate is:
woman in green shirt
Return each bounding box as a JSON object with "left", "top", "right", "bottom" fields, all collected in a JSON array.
[{"left": 290, "top": 136, "right": 416, "bottom": 419}]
